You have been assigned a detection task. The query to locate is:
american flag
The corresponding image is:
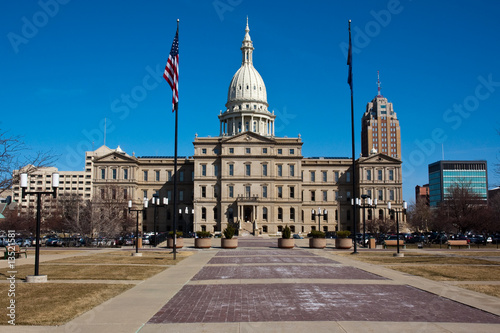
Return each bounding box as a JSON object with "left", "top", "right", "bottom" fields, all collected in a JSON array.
[{"left": 164, "top": 28, "right": 179, "bottom": 112}]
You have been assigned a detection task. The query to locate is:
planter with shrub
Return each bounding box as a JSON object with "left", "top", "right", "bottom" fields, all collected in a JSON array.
[
  {"left": 195, "top": 231, "right": 212, "bottom": 249},
  {"left": 335, "top": 230, "right": 353, "bottom": 249},
  {"left": 167, "top": 231, "right": 184, "bottom": 249},
  {"left": 278, "top": 225, "right": 295, "bottom": 249},
  {"left": 221, "top": 225, "right": 238, "bottom": 249},
  {"left": 308, "top": 230, "right": 326, "bottom": 249}
]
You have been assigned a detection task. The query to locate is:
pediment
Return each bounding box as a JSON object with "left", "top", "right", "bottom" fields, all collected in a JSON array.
[
  {"left": 94, "top": 152, "right": 137, "bottom": 164},
  {"left": 222, "top": 132, "right": 276, "bottom": 144},
  {"left": 358, "top": 153, "right": 401, "bottom": 165}
]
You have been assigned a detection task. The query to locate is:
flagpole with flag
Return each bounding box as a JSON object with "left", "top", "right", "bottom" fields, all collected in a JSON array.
[
  {"left": 347, "top": 19, "right": 358, "bottom": 254},
  {"left": 164, "top": 19, "right": 179, "bottom": 259}
]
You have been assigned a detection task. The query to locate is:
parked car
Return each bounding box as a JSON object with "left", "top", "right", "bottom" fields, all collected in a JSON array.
[
  {"left": 293, "top": 234, "right": 303, "bottom": 239},
  {"left": 45, "top": 237, "right": 59, "bottom": 246},
  {"left": 142, "top": 236, "right": 150, "bottom": 245},
  {"left": 16, "top": 238, "right": 31, "bottom": 247}
]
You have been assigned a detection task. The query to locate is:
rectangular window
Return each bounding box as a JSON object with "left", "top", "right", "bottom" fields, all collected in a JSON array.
[
  {"left": 289, "top": 149, "right": 294, "bottom": 155},
  {"left": 246, "top": 164, "right": 251, "bottom": 176},
  {"left": 310, "top": 171, "right": 315, "bottom": 182},
  {"left": 334, "top": 171, "right": 339, "bottom": 182},
  {"left": 335, "top": 191, "right": 338, "bottom": 200},
  {"left": 322, "top": 171, "right": 327, "bottom": 182},
  {"left": 167, "top": 191, "right": 172, "bottom": 201},
  {"left": 389, "top": 190, "right": 394, "bottom": 201},
  {"left": 323, "top": 190, "right": 327, "bottom": 201},
  {"left": 311, "top": 190, "right": 316, "bottom": 201},
  {"left": 179, "top": 172, "right": 184, "bottom": 181},
  {"left": 263, "top": 186, "right": 268, "bottom": 198},
  {"left": 112, "top": 188, "right": 116, "bottom": 200},
  {"left": 389, "top": 170, "right": 394, "bottom": 181},
  {"left": 155, "top": 170, "right": 160, "bottom": 181},
  {"left": 290, "top": 186, "right": 295, "bottom": 198},
  {"left": 229, "top": 148, "right": 234, "bottom": 154},
  {"left": 290, "top": 164, "right": 295, "bottom": 177},
  {"left": 378, "top": 170, "right": 383, "bottom": 180},
  {"left": 229, "top": 186, "right": 234, "bottom": 198},
  {"left": 277, "top": 165, "right": 282, "bottom": 177},
  {"left": 201, "top": 186, "right": 206, "bottom": 198},
  {"left": 366, "top": 170, "right": 371, "bottom": 181},
  {"left": 143, "top": 190, "right": 148, "bottom": 199},
  {"left": 262, "top": 164, "right": 267, "bottom": 176},
  {"left": 262, "top": 148, "right": 267, "bottom": 154},
  {"left": 347, "top": 191, "right": 351, "bottom": 199},
  {"left": 246, "top": 148, "right": 251, "bottom": 154},
  {"left": 367, "top": 189, "right": 372, "bottom": 198},
  {"left": 245, "top": 186, "right": 251, "bottom": 197},
  {"left": 123, "top": 189, "right": 127, "bottom": 199},
  {"left": 143, "top": 171, "right": 148, "bottom": 181},
  {"left": 278, "top": 186, "right": 283, "bottom": 198},
  {"left": 263, "top": 207, "right": 268, "bottom": 220},
  {"left": 101, "top": 169, "right": 105, "bottom": 179},
  {"left": 179, "top": 190, "right": 184, "bottom": 201},
  {"left": 277, "top": 149, "right": 282, "bottom": 155},
  {"left": 214, "top": 165, "right": 219, "bottom": 177},
  {"left": 229, "top": 164, "right": 234, "bottom": 176},
  {"left": 346, "top": 172, "right": 350, "bottom": 182},
  {"left": 378, "top": 190, "right": 383, "bottom": 200},
  {"left": 124, "top": 169, "right": 128, "bottom": 180},
  {"left": 112, "top": 169, "right": 117, "bottom": 180},
  {"left": 202, "top": 148, "right": 207, "bottom": 154},
  {"left": 202, "top": 165, "right": 207, "bottom": 176},
  {"left": 168, "top": 170, "right": 172, "bottom": 181}
]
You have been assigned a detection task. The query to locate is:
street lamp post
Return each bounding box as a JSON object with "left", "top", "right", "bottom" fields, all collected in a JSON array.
[
  {"left": 388, "top": 201, "right": 407, "bottom": 257},
  {"left": 20, "top": 172, "right": 59, "bottom": 283},
  {"left": 128, "top": 198, "right": 148, "bottom": 256},
  {"left": 359, "top": 195, "right": 377, "bottom": 248},
  {"left": 151, "top": 196, "right": 168, "bottom": 247},
  {"left": 351, "top": 198, "right": 360, "bottom": 253},
  {"left": 179, "top": 206, "right": 194, "bottom": 235},
  {"left": 312, "top": 208, "right": 327, "bottom": 233}
]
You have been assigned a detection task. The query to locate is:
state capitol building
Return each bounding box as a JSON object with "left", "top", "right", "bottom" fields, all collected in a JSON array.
[{"left": 12, "top": 21, "right": 404, "bottom": 236}]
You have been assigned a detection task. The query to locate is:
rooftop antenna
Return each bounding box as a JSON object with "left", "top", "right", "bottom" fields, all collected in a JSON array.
[{"left": 377, "top": 70, "right": 382, "bottom": 97}]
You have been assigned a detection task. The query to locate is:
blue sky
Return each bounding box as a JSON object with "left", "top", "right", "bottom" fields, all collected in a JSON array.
[{"left": 1, "top": 0, "right": 499, "bottom": 202}]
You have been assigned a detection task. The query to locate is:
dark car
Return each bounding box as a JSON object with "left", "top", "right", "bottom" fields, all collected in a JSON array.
[
  {"left": 293, "top": 234, "right": 304, "bottom": 239},
  {"left": 45, "top": 237, "right": 59, "bottom": 246}
]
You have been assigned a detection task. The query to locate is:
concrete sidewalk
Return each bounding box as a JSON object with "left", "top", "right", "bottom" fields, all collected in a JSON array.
[{"left": 2, "top": 239, "right": 500, "bottom": 332}]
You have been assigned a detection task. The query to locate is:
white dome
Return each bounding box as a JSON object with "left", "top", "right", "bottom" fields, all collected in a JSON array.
[
  {"left": 227, "top": 64, "right": 267, "bottom": 105},
  {"left": 225, "top": 18, "right": 268, "bottom": 109}
]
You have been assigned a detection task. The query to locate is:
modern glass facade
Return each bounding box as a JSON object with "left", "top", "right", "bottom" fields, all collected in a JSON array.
[{"left": 428, "top": 160, "right": 488, "bottom": 207}]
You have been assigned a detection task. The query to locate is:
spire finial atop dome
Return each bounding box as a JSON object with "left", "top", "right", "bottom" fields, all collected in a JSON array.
[{"left": 241, "top": 17, "right": 253, "bottom": 65}]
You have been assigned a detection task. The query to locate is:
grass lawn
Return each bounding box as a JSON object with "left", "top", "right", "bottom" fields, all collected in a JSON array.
[
  {"left": 459, "top": 284, "right": 500, "bottom": 298},
  {"left": 388, "top": 265, "right": 500, "bottom": 281},
  {"left": 0, "top": 283, "right": 133, "bottom": 325},
  {"left": 48, "top": 250, "right": 193, "bottom": 265},
  {"left": 0, "top": 264, "right": 167, "bottom": 280}
]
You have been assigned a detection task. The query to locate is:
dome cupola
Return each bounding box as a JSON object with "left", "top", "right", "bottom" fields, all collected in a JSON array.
[{"left": 219, "top": 18, "right": 275, "bottom": 137}]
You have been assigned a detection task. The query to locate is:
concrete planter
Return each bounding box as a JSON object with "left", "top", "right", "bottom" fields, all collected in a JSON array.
[
  {"left": 167, "top": 238, "right": 184, "bottom": 249},
  {"left": 309, "top": 238, "right": 326, "bottom": 249},
  {"left": 336, "top": 238, "right": 353, "bottom": 249},
  {"left": 278, "top": 238, "right": 295, "bottom": 249},
  {"left": 221, "top": 238, "right": 238, "bottom": 249},
  {"left": 195, "top": 238, "right": 212, "bottom": 249}
]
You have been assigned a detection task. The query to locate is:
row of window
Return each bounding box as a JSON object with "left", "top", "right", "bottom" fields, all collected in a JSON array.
[{"left": 365, "top": 169, "right": 394, "bottom": 181}]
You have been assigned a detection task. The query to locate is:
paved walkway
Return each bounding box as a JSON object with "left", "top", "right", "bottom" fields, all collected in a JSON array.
[{"left": 2, "top": 238, "right": 500, "bottom": 332}]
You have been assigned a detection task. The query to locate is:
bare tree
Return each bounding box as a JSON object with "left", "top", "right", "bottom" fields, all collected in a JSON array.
[
  {"left": 0, "top": 130, "right": 56, "bottom": 195},
  {"left": 436, "top": 182, "right": 486, "bottom": 233},
  {"left": 90, "top": 185, "right": 134, "bottom": 238},
  {"left": 407, "top": 199, "right": 432, "bottom": 232}
]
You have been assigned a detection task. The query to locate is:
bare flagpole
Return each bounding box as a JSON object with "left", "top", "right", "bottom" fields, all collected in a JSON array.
[{"left": 347, "top": 20, "right": 358, "bottom": 254}]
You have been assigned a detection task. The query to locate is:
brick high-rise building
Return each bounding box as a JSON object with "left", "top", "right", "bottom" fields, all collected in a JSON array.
[{"left": 361, "top": 72, "right": 401, "bottom": 159}]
